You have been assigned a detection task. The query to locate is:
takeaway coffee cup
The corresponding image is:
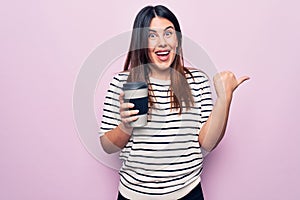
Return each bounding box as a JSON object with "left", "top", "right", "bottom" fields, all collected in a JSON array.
[{"left": 123, "top": 82, "right": 148, "bottom": 127}]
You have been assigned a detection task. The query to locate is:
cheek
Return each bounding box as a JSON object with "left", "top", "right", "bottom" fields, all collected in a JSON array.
[
  {"left": 148, "top": 40, "right": 157, "bottom": 49},
  {"left": 166, "top": 38, "right": 178, "bottom": 49},
  {"left": 148, "top": 49, "right": 156, "bottom": 62}
]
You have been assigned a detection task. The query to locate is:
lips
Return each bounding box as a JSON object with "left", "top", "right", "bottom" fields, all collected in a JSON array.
[{"left": 155, "top": 50, "right": 170, "bottom": 61}]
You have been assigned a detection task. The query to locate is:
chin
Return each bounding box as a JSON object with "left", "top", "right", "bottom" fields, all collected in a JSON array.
[{"left": 152, "top": 62, "right": 172, "bottom": 70}]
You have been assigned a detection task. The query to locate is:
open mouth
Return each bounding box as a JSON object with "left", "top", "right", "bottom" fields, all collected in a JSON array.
[{"left": 155, "top": 50, "right": 171, "bottom": 61}]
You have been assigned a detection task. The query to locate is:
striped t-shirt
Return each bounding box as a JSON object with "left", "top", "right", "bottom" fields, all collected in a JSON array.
[{"left": 99, "top": 69, "right": 213, "bottom": 200}]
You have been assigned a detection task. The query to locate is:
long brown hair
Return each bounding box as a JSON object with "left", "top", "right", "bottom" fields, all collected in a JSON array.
[{"left": 124, "top": 5, "right": 194, "bottom": 114}]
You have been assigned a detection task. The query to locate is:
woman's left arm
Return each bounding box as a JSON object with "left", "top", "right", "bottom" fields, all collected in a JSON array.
[{"left": 199, "top": 71, "right": 250, "bottom": 152}]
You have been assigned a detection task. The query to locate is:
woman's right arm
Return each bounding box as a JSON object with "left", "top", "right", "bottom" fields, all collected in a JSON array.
[{"left": 100, "top": 92, "right": 139, "bottom": 154}]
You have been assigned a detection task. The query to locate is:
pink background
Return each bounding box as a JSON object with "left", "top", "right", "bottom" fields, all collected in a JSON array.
[{"left": 1, "top": 0, "right": 300, "bottom": 199}]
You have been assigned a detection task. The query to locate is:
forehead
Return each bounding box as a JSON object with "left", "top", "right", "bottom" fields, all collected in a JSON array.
[{"left": 149, "top": 17, "right": 174, "bottom": 30}]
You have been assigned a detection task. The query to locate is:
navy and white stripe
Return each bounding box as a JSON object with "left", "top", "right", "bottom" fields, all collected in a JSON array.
[{"left": 99, "top": 69, "right": 213, "bottom": 199}]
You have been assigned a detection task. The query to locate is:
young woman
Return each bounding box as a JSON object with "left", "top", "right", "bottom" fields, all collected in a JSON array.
[{"left": 99, "top": 5, "right": 249, "bottom": 200}]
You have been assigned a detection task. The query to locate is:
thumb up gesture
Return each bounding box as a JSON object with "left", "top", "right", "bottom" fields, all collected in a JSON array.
[{"left": 213, "top": 71, "right": 250, "bottom": 99}]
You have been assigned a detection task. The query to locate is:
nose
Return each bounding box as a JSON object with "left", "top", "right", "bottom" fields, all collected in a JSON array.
[{"left": 158, "top": 35, "right": 167, "bottom": 48}]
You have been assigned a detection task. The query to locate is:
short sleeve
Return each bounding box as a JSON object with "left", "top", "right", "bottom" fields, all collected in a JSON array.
[
  {"left": 98, "top": 73, "right": 128, "bottom": 137},
  {"left": 188, "top": 69, "right": 214, "bottom": 127},
  {"left": 199, "top": 73, "right": 214, "bottom": 127}
]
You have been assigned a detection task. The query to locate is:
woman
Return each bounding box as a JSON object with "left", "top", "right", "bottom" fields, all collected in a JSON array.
[{"left": 99, "top": 5, "right": 249, "bottom": 200}]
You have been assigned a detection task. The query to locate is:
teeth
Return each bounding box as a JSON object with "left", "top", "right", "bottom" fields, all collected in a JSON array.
[{"left": 156, "top": 51, "right": 169, "bottom": 56}]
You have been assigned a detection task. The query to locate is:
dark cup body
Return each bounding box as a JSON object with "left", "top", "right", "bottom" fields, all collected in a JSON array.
[{"left": 123, "top": 82, "right": 148, "bottom": 127}]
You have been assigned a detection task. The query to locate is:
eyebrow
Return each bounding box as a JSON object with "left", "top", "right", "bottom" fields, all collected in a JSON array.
[{"left": 149, "top": 26, "right": 174, "bottom": 32}]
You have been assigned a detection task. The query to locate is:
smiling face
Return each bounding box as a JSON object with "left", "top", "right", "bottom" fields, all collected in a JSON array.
[{"left": 148, "top": 17, "right": 178, "bottom": 79}]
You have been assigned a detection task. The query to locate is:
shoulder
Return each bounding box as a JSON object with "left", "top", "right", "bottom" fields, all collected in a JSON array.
[
  {"left": 184, "top": 66, "right": 209, "bottom": 81},
  {"left": 185, "top": 67, "right": 212, "bottom": 95},
  {"left": 110, "top": 71, "right": 129, "bottom": 84},
  {"left": 107, "top": 71, "right": 129, "bottom": 90},
  {"left": 111, "top": 71, "right": 129, "bottom": 82}
]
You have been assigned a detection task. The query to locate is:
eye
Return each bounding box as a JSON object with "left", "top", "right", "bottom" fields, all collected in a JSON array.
[
  {"left": 148, "top": 33, "right": 157, "bottom": 39},
  {"left": 165, "top": 30, "right": 173, "bottom": 38}
]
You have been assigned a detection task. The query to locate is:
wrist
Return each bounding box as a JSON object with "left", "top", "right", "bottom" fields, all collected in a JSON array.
[
  {"left": 217, "top": 92, "right": 233, "bottom": 104},
  {"left": 118, "top": 123, "right": 133, "bottom": 135}
]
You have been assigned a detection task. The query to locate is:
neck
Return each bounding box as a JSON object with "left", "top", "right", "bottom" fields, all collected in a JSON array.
[{"left": 149, "top": 68, "right": 170, "bottom": 80}]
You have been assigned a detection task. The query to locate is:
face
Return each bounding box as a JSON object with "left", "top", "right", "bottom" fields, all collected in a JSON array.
[{"left": 147, "top": 17, "right": 178, "bottom": 77}]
